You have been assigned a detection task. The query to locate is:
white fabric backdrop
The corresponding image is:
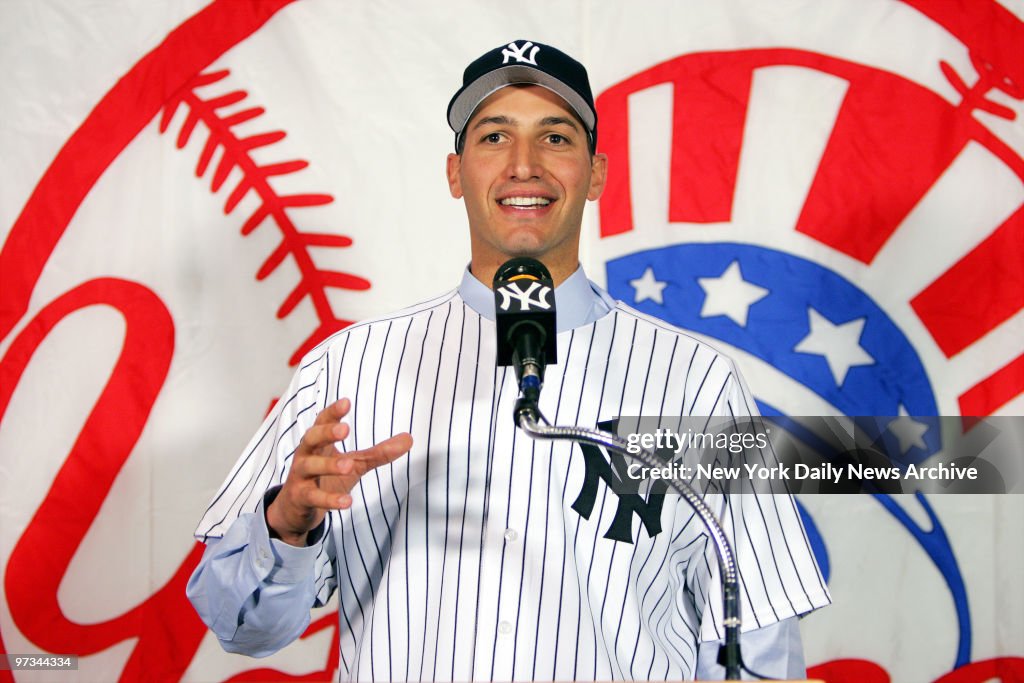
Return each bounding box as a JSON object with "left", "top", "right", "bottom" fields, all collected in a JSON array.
[{"left": 1, "top": 1, "right": 1022, "bottom": 681}]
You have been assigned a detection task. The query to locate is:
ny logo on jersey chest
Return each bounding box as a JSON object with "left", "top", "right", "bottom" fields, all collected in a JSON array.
[{"left": 571, "top": 420, "right": 667, "bottom": 544}]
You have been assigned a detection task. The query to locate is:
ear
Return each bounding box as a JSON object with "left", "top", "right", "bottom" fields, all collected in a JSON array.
[
  {"left": 446, "top": 153, "right": 463, "bottom": 199},
  {"left": 587, "top": 152, "right": 608, "bottom": 201}
]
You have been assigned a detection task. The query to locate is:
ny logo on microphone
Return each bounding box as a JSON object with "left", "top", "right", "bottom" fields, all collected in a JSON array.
[{"left": 496, "top": 280, "right": 552, "bottom": 312}]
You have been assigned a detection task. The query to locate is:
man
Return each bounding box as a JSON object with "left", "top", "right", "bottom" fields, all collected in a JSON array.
[{"left": 188, "top": 40, "right": 830, "bottom": 680}]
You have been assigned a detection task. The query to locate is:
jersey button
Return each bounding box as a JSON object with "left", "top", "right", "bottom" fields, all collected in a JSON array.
[
  {"left": 498, "top": 620, "right": 513, "bottom": 635},
  {"left": 503, "top": 528, "right": 518, "bottom": 543}
]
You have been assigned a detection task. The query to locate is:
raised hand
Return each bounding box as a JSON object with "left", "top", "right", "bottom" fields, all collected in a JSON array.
[{"left": 265, "top": 398, "right": 413, "bottom": 546}]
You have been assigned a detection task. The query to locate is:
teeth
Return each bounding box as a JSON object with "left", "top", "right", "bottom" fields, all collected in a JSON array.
[{"left": 500, "top": 196, "right": 551, "bottom": 207}]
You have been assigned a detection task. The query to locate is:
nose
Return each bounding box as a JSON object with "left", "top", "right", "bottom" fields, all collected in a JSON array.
[{"left": 508, "top": 139, "right": 542, "bottom": 181}]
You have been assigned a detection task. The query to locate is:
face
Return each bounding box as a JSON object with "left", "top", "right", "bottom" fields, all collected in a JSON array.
[{"left": 446, "top": 85, "right": 607, "bottom": 286}]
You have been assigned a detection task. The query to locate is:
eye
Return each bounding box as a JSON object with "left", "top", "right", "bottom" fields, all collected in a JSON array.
[
  {"left": 547, "top": 133, "right": 567, "bottom": 145},
  {"left": 482, "top": 132, "right": 503, "bottom": 144}
]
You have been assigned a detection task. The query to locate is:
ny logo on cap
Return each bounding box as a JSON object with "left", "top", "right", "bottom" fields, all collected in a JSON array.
[{"left": 501, "top": 40, "right": 540, "bottom": 65}]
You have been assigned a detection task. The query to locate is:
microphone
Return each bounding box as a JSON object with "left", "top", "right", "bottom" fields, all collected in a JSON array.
[
  {"left": 495, "top": 262, "right": 744, "bottom": 679},
  {"left": 493, "top": 258, "right": 557, "bottom": 411}
]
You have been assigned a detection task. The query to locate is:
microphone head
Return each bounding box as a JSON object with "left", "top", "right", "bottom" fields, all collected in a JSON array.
[
  {"left": 493, "top": 257, "right": 558, "bottom": 369},
  {"left": 493, "top": 257, "right": 553, "bottom": 285}
]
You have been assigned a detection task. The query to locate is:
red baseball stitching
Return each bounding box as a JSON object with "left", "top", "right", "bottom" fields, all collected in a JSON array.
[{"left": 160, "top": 69, "right": 369, "bottom": 365}]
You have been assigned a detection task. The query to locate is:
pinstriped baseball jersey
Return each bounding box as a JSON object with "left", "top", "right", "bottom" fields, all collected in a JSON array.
[{"left": 195, "top": 271, "right": 830, "bottom": 681}]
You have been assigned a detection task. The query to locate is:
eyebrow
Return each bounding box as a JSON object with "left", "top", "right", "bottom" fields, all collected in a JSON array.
[
  {"left": 539, "top": 116, "right": 580, "bottom": 132},
  {"left": 470, "top": 114, "right": 581, "bottom": 132},
  {"left": 472, "top": 115, "right": 514, "bottom": 130}
]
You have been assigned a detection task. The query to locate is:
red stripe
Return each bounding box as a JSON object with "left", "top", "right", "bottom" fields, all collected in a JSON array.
[
  {"left": 595, "top": 64, "right": 652, "bottom": 237},
  {"left": 666, "top": 57, "right": 749, "bottom": 224},
  {"left": 959, "top": 353, "right": 1024, "bottom": 419},
  {"left": 911, "top": 206, "right": 1024, "bottom": 357},
  {"left": 793, "top": 70, "right": 970, "bottom": 264},
  {"left": 596, "top": 53, "right": 752, "bottom": 237}
]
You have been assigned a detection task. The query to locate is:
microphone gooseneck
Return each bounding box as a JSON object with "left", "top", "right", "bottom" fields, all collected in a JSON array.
[
  {"left": 515, "top": 414, "right": 743, "bottom": 680},
  {"left": 492, "top": 256, "right": 744, "bottom": 679}
]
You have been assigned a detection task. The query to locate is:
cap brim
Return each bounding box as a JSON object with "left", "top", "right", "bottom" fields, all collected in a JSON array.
[{"left": 448, "top": 65, "right": 596, "bottom": 137}]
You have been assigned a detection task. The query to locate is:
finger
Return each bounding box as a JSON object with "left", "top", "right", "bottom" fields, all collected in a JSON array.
[
  {"left": 297, "top": 483, "right": 353, "bottom": 511},
  {"left": 314, "top": 398, "right": 352, "bottom": 426},
  {"left": 292, "top": 451, "right": 353, "bottom": 479},
  {"left": 298, "top": 422, "right": 348, "bottom": 455},
  {"left": 351, "top": 433, "right": 414, "bottom": 469}
]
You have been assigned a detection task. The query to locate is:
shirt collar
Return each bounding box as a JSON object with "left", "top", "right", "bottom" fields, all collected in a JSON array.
[{"left": 458, "top": 264, "right": 611, "bottom": 332}]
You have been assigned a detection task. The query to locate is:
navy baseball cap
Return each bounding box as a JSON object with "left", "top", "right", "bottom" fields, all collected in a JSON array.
[{"left": 447, "top": 40, "right": 597, "bottom": 152}]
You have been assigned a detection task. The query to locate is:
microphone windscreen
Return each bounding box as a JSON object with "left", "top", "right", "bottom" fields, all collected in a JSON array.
[{"left": 494, "top": 257, "right": 552, "bottom": 285}]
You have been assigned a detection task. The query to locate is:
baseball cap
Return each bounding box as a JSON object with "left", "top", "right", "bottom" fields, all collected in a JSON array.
[{"left": 447, "top": 40, "right": 597, "bottom": 152}]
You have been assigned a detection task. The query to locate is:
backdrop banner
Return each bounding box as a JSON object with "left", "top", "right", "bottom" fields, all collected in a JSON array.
[{"left": 1, "top": 1, "right": 1022, "bottom": 681}]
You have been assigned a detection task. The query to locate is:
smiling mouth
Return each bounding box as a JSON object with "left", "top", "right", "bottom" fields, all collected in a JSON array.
[{"left": 498, "top": 196, "right": 553, "bottom": 209}]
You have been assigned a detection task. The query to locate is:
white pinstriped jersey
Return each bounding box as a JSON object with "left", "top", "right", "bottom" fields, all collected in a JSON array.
[{"left": 194, "top": 271, "right": 830, "bottom": 681}]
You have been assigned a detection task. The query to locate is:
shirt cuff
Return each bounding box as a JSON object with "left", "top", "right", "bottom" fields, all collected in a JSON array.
[
  {"left": 696, "top": 616, "right": 805, "bottom": 681},
  {"left": 256, "top": 485, "right": 325, "bottom": 584},
  {"left": 262, "top": 484, "right": 327, "bottom": 546}
]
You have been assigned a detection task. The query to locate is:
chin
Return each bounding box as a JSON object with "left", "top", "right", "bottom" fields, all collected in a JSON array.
[
  {"left": 498, "top": 236, "right": 549, "bottom": 259},
  {"left": 506, "top": 242, "right": 546, "bottom": 256}
]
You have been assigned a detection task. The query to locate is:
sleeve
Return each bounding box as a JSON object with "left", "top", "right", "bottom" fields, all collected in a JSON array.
[
  {"left": 186, "top": 487, "right": 330, "bottom": 657},
  {"left": 685, "top": 356, "right": 831, "bottom": 644},
  {"left": 188, "top": 344, "right": 341, "bottom": 655}
]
